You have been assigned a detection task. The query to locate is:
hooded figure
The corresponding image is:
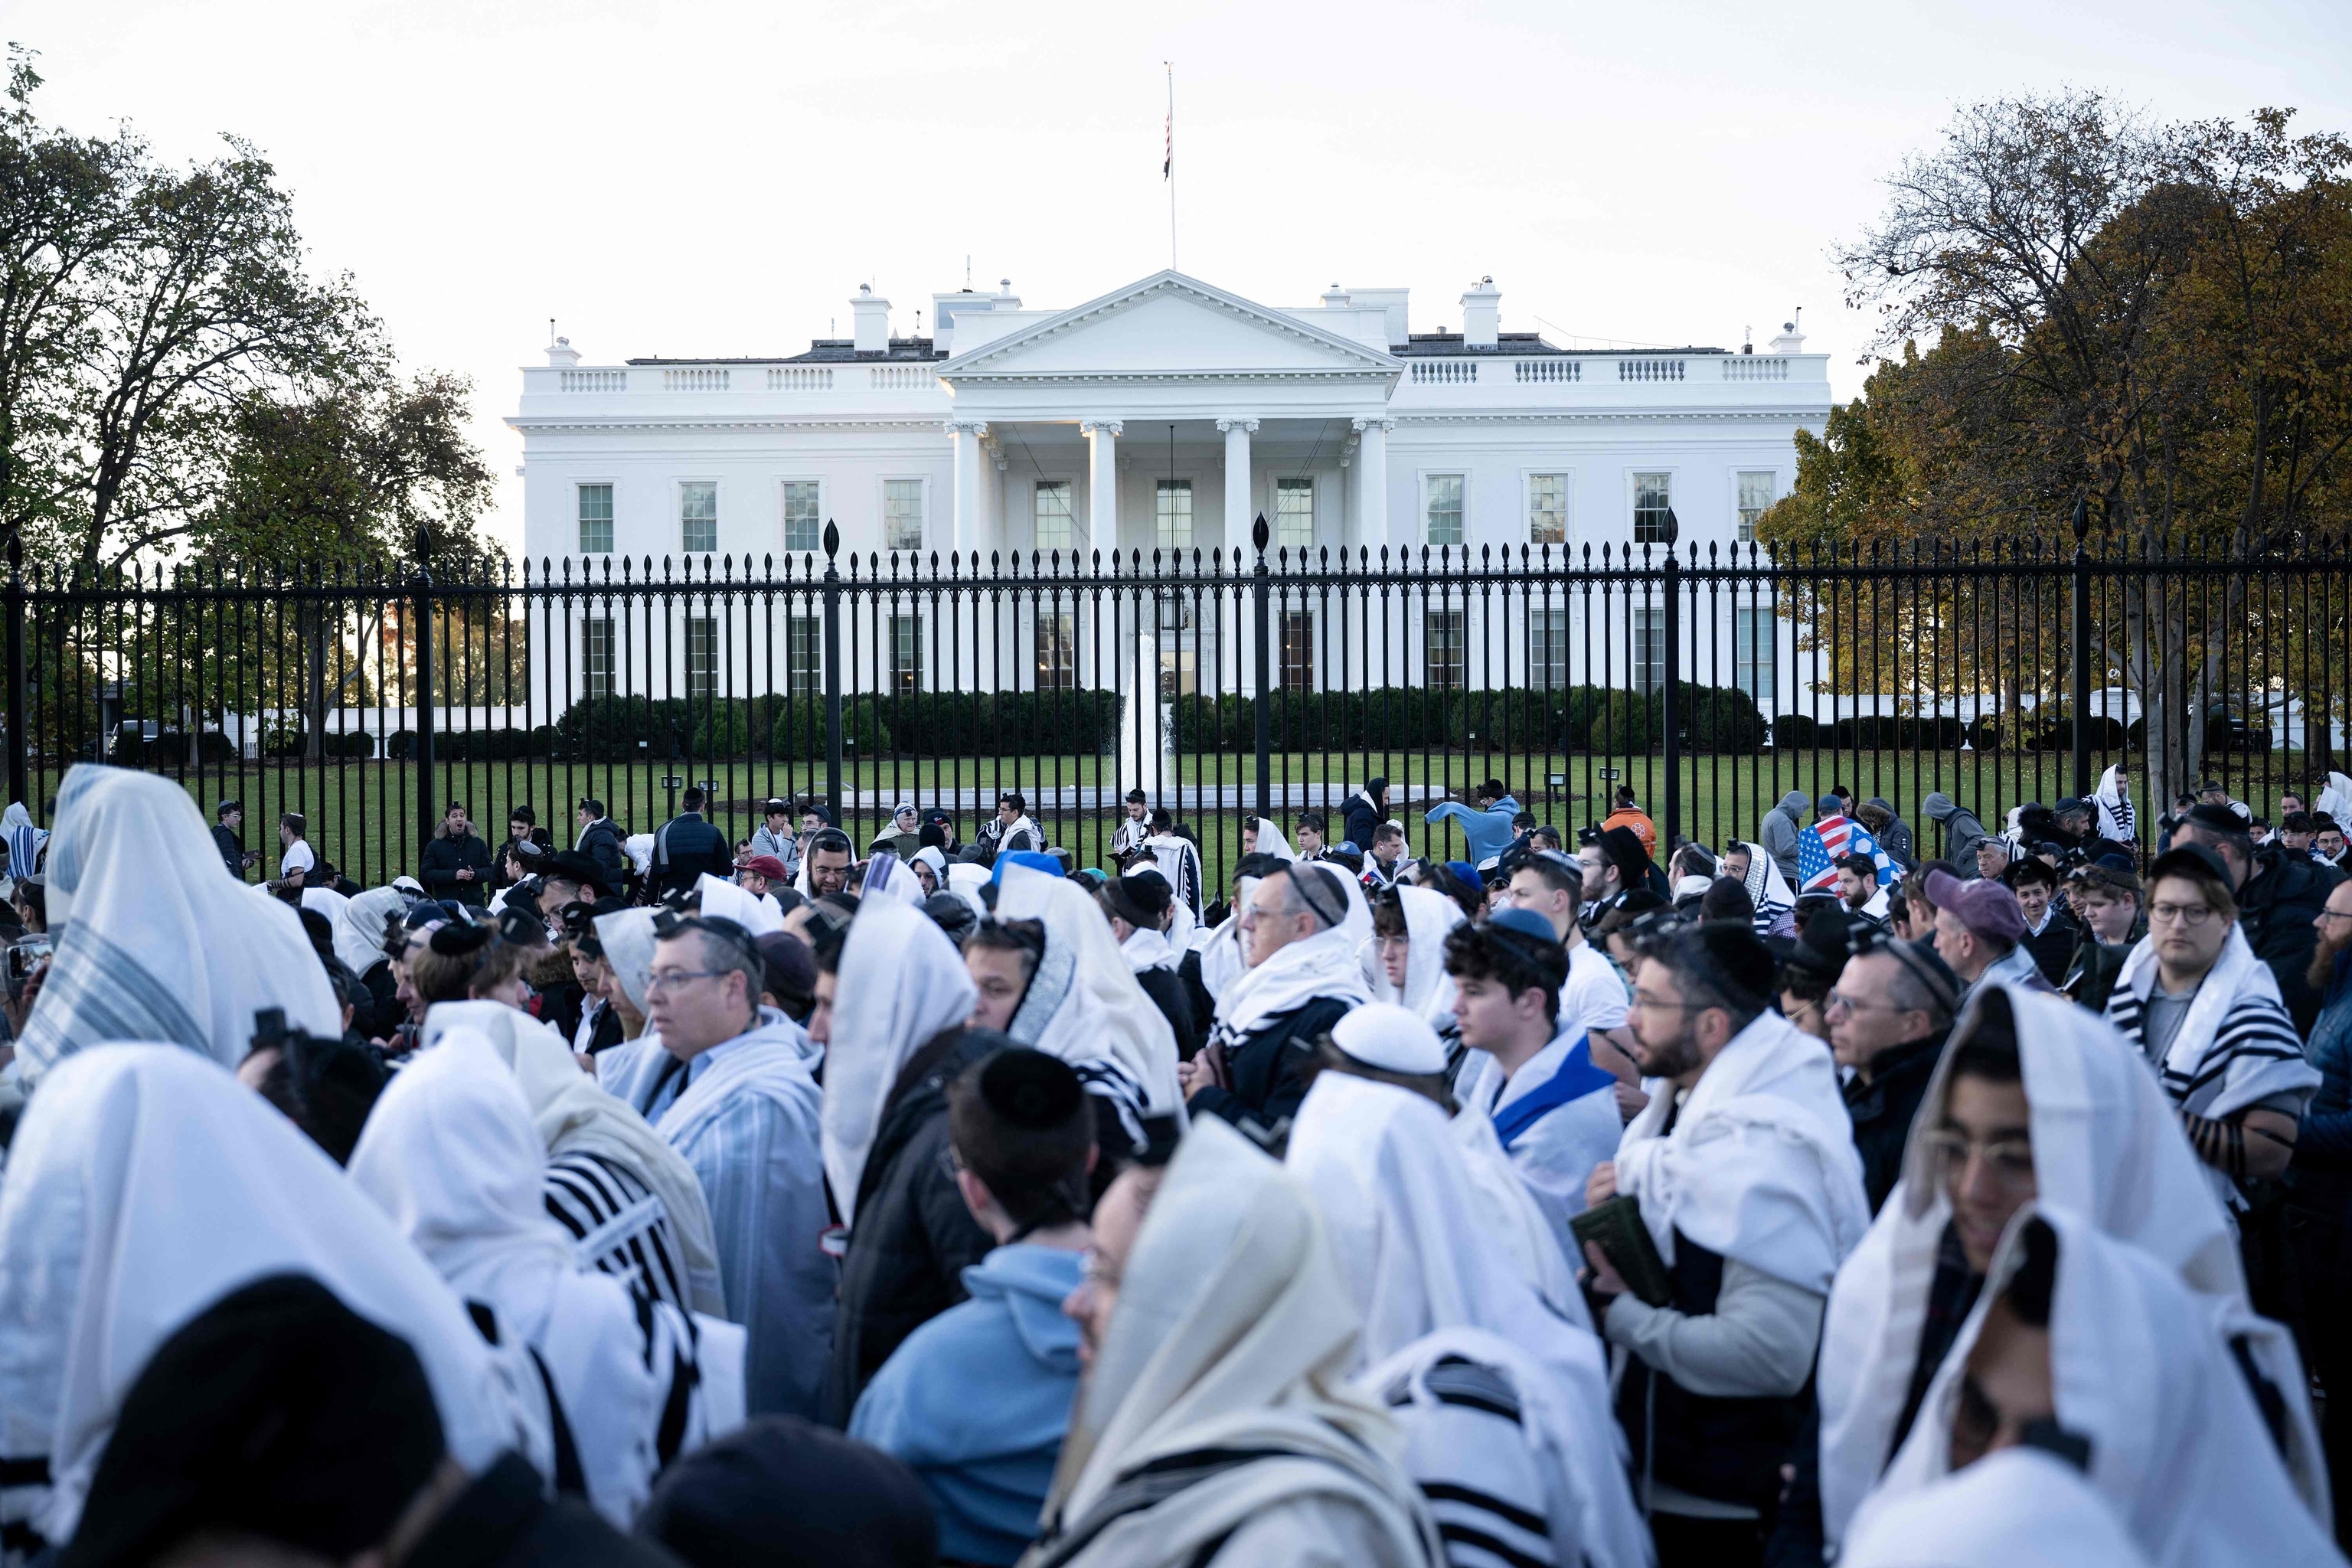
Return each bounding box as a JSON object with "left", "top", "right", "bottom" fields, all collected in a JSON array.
[
  {"left": 1734, "top": 838, "right": 1798, "bottom": 938},
  {"left": 1815, "top": 981, "right": 2328, "bottom": 1548},
  {"left": 332, "top": 884, "right": 410, "bottom": 981},
  {"left": 1341, "top": 779, "right": 1389, "bottom": 862},
  {"left": 1138, "top": 832, "right": 1204, "bottom": 939},
  {"left": 1027, "top": 1119, "right": 1444, "bottom": 1567},
  {"left": 1361, "top": 884, "right": 1465, "bottom": 1046},
  {"left": 1865, "top": 797, "right": 1916, "bottom": 871},
  {"left": 1761, "top": 790, "right": 1811, "bottom": 890},
  {"left": 588, "top": 907, "right": 668, "bottom": 1111},
  {"left": 1846, "top": 1206, "right": 2337, "bottom": 1568},
  {"left": 420, "top": 1001, "right": 726, "bottom": 1318},
  {"left": 993, "top": 860, "right": 1185, "bottom": 1139},
  {"left": 4, "top": 799, "right": 47, "bottom": 883},
  {"left": 2093, "top": 765, "right": 2138, "bottom": 847},
  {"left": 348, "top": 1027, "right": 733, "bottom": 1524},
  {"left": 1922, "top": 792, "right": 1990, "bottom": 877},
  {"left": 13, "top": 766, "right": 343, "bottom": 1086},
  {"left": 0, "top": 1044, "right": 536, "bottom": 1553},
  {"left": 1841, "top": 1446, "right": 2153, "bottom": 1568},
  {"left": 1288, "top": 1073, "right": 1652, "bottom": 1568},
  {"left": 695, "top": 871, "right": 786, "bottom": 936}
]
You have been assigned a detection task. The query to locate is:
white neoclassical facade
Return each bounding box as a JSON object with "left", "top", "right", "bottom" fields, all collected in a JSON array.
[{"left": 509, "top": 270, "right": 1828, "bottom": 569}]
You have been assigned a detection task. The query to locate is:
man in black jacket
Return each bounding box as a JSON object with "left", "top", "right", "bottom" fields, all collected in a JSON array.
[
  {"left": 418, "top": 802, "right": 493, "bottom": 907},
  {"left": 651, "top": 787, "right": 732, "bottom": 900},
  {"left": 2174, "top": 802, "right": 2339, "bottom": 1034},
  {"left": 1826, "top": 934, "right": 1960, "bottom": 1213},
  {"left": 573, "top": 798, "right": 629, "bottom": 889},
  {"left": 2001, "top": 857, "right": 2076, "bottom": 985},
  {"left": 1341, "top": 776, "right": 1388, "bottom": 858},
  {"left": 1099, "top": 868, "right": 1195, "bottom": 1051},
  {"left": 211, "top": 799, "right": 256, "bottom": 881}
]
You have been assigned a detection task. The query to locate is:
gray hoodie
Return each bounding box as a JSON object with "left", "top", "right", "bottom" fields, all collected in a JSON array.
[
  {"left": 1760, "top": 791, "right": 1811, "bottom": 889},
  {"left": 1922, "top": 792, "right": 1988, "bottom": 877},
  {"left": 1867, "top": 796, "right": 1917, "bottom": 871}
]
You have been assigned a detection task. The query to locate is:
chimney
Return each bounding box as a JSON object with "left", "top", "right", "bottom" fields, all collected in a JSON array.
[
  {"left": 995, "top": 277, "right": 1021, "bottom": 309},
  {"left": 1321, "top": 283, "right": 1351, "bottom": 308},
  {"left": 851, "top": 285, "right": 891, "bottom": 355},
  {"left": 1769, "top": 310, "right": 1805, "bottom": 354},
  {"left": 1460, "top": 276, "right": 1500, "bottom": 349},
  {"left": 546, "top": 335, "right": 580, "bottom": 368}
]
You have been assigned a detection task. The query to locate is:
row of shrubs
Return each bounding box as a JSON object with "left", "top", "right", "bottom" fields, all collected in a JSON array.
[{"left": 1162, "top": 684, "right": 1772, "bottom": 756}]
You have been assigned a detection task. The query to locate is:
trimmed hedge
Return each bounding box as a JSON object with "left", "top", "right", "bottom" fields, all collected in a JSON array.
[
  {"left": 1771, "top": 714, "right": 1971, "bottom": 750},
  {"left": 1168, "top": 684, "right": 1765, "bottom": 755}
]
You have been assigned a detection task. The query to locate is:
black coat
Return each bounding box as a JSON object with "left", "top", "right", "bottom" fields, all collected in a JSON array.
[
  {"left": 1174, "top": 949, "right": 1215, "bottom": 1059},
  {"left": 420, "top": 831, "right": 494, "bottom": 906},
  {"left": 1341, "top": 790, "right": 1386, "bottom": 858},
  {"left": 1844, "top": 1032, "right": 1945, "bottom": 1214},
  {"left": 2063, "top": 933, "right": 2132, "bottom": 1015},
  {"left": 1135, "top": 965, "right": 1196, "bottom": 1060},
  {"left": 822, "top": 1028, "right": 1000, "bottom": 1427},
  {"left": 2241, "top": 846, "right": 2339, "bottom": 1036},
  {"left": 211, "top": 823, "right": 246, "bottom": 880},
  {"left": 651, "top": 812, "right": 732, "bottom": 898},
  {"left": 1187, "top": 995, "right": 1355, "bottom": 1143},
  {"left": 577, "top": 816, "right": 629, "bottom": 890},
  {"left": 2023, "top": 906, "right": 2078, "bottom": 986}
]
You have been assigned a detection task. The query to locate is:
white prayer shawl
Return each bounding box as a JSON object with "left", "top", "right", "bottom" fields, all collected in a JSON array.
[
  {"left": 1671, "top": 874, "right": 1713, "bottom": 901},
  {"left": 332, "top": 884, "right": 410, "bottom": 976},
  {"left": 1450, "top": 1106, "right": 1586, "bottom": 1323},
  {"left": 995, "top": 861, "right": 1184, "bottom": 1125},
  {"left": 420, "top": 1001, "right": 727, "bottom": 1317},
  {"left": 1455, "top": 1022, "right": 1626, "bottom": 1266},
  {"left": 655, "top": 1011, "right": 831, "bottom": 1418},
  {"left": 14, "top": 765, "right": 342, "bottom": 1084},
  {"left": 2094, "top": 764, "right": 2138, "bottom": 845},
  {"left": 1361, "top": 884, "right": 1464, "bottom": 1022},
  {"left": 1250, "top": 816, "right": 1298, "bottom": 863},
  {"left": 1194, "top": 905, "right": 1248, "bottom": 1001},
  {"left": 1851, "top": 1204, "right": 2339, "bottom": 1568},
  {"left": 694, "top": 871, "right": 786, "bottom": 936},
  {"left": 945, "top": 859, "right": 992, "bottom": 923},
  {"left": 859, "top": 848, "right": 926, "bottom": 908},
  {"left": 4, "top": 799, "right": 46, "bottom": 880},
  {"left": 820, "top": 898, "right": 977, "bottom": 1227},
  {"left": 298, "top": 884, "right": 349, "bottom": 934},
  {"left": 1736, "top": 839, "right": 1796, "bottom": 935},
  {"left": 1138, "top": 833, "right": 1204, "bottom": 947},
  {"left": 1118, "top": 926, "right": 1176, "bottom": 973},
  {"left": 0, "top": 1045, "right": 534, "bottom": 1547},
  {"left": 1036, "top": 1118, "right": 1442, "bottom": 1568},
  {"left": 624, "top": 831, "right": 656, "bottom": 877},
  {"left": 348, "top": 1030, "right": 700, "bottom": 1525},
  {"left": 1816, "top": 980, "right": 2329, "bottom": 1544},
  {"left": 2318, "top": 771, "right": 2352, "bottom": 827},
  {"left": 1841, "top": 1446, "right": 2152, "bottom": 1568},
  {"left": 1289, "top": 1076, "right": 1648, "bottom": 1568},
  {"left": 1207, "top": 863, "right": 1374, "bottom": 1040},
  {"left": 910, "top": 844, "right": 949, "bottom": 892},
  {"left": 593, "top": 906, "right": 661, "bottom": 1014},
  {"left": 1614, "top": 1007, "right": 1870, "bottom": 1292}
]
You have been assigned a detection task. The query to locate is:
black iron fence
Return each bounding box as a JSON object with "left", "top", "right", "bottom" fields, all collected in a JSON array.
[{"left": 8, "top": 511, "right": 2350, "bottom": 892}]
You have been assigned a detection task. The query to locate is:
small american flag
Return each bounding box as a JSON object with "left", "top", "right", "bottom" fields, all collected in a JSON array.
[{"left": 1797, "top": 812, "right": 1893, "bottom": 894}]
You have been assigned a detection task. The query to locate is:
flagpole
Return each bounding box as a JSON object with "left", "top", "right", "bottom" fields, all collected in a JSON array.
[{"left": 1165, "top": 62, "right": 1177, "bottom": 271}]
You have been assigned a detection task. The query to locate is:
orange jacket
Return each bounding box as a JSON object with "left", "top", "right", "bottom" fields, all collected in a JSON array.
[{"left": 1602, "top": 806, "right": 1657, "bottom": 860}]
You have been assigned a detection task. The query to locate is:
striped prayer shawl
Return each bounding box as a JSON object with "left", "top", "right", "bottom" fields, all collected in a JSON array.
[
  {"left": 544, "top": 1150, "right": 691, "bottom": 1318},
  {"left": 2106, "top": 982, "right": 2307, "bottom": 1118}
]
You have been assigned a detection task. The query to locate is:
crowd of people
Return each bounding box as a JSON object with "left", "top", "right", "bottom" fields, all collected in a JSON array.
[{"left": 0, "top": 761, "right": 2345, "bottom": 1566}]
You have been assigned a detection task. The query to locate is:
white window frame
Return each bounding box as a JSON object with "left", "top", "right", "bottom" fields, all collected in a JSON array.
[
  {"left": 1034, "top": 609, "right": 1078, "bottom": 690},
  {"left": 1154, "top": 478, "right": 1194, "bottom": 553},
  {"left": 1279, "top": 608, "right": 1315, "bottom": 692},
  {"left": 678, "top": 479, "right": 718, "bottom": 555},
  {"left": 685, "top": 615, "right": 720, "bottom": 699},
  {"left": 581, "top": 616, "right": 616, "bottom": 699},
  {"left": 1426, "top": 606, "right": 1466, "bottom": 691},
  {"left": 880, "top": 476, "right": 928, "bottom": 554},
  {"left": 1628, "top": 469, "right": 1676, "bottom": 546},
  {"left": 1734, "top": 606, "right": 1776, "bottom": 704},
  {"left": 1732, "top": 466, "right": 1781, "bottom": 545},
  {"left": 576, "top": 481, "right": 616, "bottom": 555},
  {"left": 1033, "top": 476, "right": 1080, "bottom": 554},
  {"left": 1632, "top": 603, "right": 1665, "bottom": 694},
  {"left": 1272, "top": 475, "right": 1316, "bottom": 550},
  {"left": 1527, "top": 605, "right": 1571, "bottom": 689},
  {"left": 1420, "top": 470, "right": 1466, "bottom": 547},
  {"left": 1521, "top": 469, "right": 1572, "bottom": 547},
  {"left": 786, "top": 612, "right": 821, "bottom": 701},
  {"left": 780, "top": 479, "right": 824, "bottom": 554},
  {"left": 887, "top": 612, "right": 923, "bottom": 694}
]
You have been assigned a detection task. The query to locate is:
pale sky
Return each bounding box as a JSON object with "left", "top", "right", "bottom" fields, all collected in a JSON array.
[{"left": 18, "top": 0, "right": 2352, "bottom": 554}]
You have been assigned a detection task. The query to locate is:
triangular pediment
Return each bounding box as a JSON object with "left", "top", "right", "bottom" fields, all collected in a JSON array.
[{"left": 939, "top": 270, "right": 1400, "bottom": 381}]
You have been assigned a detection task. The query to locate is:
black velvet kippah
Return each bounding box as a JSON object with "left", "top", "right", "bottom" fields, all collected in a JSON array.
[{"left": 978, "top": 1047, "right": 1084, "bottom": 1129}]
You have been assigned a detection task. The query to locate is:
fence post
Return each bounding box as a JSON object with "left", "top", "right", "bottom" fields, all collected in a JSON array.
[
  {"left": 1661, "top": 543, "right": 1681, "bottom": 851},
  {"left": 5, "top": 528, "right": 24, "bottom": 812},
  {"left": 410, "top": 527, "right": 436, "bottom": 864},
  {"left": 822, "top": 520, "right": 844, "bottom": 825},
  {"left": 1252, "top": 515, "right": 1272, "bottom": 823},
  {"left": 2070, "top": 497, "right": 2092, "bottom": 802}
]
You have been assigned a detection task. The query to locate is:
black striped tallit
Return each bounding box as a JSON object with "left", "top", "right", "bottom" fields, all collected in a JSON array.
[{"left": 544, "top": 1150, "right": 689, "bottom": 1317}]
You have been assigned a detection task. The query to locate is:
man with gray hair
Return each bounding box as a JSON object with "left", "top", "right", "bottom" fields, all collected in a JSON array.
[{"left": 643, "top": 913, "right": 831, "bottom": 1416}]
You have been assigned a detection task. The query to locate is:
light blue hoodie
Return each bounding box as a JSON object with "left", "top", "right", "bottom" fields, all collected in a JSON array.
[
  {"left": 850, "top": 1243, "right": 1084, "bottom": 1566},
  {"left": 1426, "top": 793, "right": 1523, "bottom": 866}
]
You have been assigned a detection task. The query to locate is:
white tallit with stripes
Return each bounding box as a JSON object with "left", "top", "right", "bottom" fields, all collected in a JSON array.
[
  {"left": 2094, "top": 764, "right": 2138, "bottom": 844},
  {"left": 2102, "top": 923, "right": 2318, "bottom": 1212},
  {"left": 14, "top": 765, "right": 342, "bottom": 1085}
]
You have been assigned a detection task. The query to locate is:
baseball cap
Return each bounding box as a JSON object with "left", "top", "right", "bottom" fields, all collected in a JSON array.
[{"left": 1923, "top": 868, "right": 2027, "bottom": 945}]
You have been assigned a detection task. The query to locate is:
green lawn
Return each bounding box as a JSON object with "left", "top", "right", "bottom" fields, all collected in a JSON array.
[{"left": 52, "top": 746, "right": 2305, "bottom": 892}]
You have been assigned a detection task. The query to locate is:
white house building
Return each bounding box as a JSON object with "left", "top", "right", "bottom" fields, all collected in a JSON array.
[{"left": 506, "top": 270, "right": 1828, "bottom": 716}]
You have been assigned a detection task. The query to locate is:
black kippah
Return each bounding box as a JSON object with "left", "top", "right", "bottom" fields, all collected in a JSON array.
[
  {"left": 979, "top": 1048, "right": 1084, "bottom": 1130},
  {"left": 427, "top": 921, "right": 492, "bottom": 956},
  {"left": 1697, "top": 919, "right": 1776, "bottom": 1003}
]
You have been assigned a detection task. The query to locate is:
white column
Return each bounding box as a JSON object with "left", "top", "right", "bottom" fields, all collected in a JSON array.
[
  {"left": 1354, "top": 416, "right": 1393, "bottom": 549},
  {"left": 1217, "top": 417, "right": 1258, "bottom": 550},
  {"left": 1082, "top": 419, "right": 1122, "bottom": 549},
  {"left": 946, "top": 418, "right": 987, "bottom": 557}
]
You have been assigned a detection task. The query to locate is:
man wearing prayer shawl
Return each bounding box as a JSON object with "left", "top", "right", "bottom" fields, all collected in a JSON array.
[
  {"left": 1287, "top": 1056, "right": 1651, "bottom": 1568},
  {"left": 12, "top": 765, "right": 344, "bottom": 1086},
  {"left": 348, "top": 1028, "right": 740, "bottom": 1524},
  {"left": 1363, "top": 883, "right": 1465, "bottom": 1067},
  {"left": 640, "top": 913, "right": 831, "bottom": 1418},
  {"left": 1844, "top": 1206, "right": 2341, "bottom": 1568},
  {"left": 1100, "top": 867, "right": 1195, "bottom": 1050},
  {"left": 1808, "top": 981, "right": 2330, "bottom": 1557},
  {"left": 1022, "top": 1118, "right": 1445, "bottom": 1567},
  {"left": 1839, "top": 1446, "right": 2152, "bottom": 1568},
  {"left": 1724, "top": 840, "right": 1797, "bottom": 938},
  {"left": 1583, "top": 920, "right": 1869, "bottom": 1564},
  {"left": 1182, "top": 860, "right": 1371, "bottom": 1140},
  {"left": 0, "top": 1045, "right": 539, "bottom": 1556},
  {"left": 1446, "top": 910, "right": 1623, "bottom": 1261},
  {"left": 814, "top": 899, "right": 998, "bottom": 1423}
]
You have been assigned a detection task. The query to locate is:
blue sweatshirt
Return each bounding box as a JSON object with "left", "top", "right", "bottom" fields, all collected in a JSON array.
[
  {"left": 1425, "top": 794, "right": 1523, "bottom": 867},
  {"left": 850, "top": 1243, "right": 1084, "bottom": 1566}
]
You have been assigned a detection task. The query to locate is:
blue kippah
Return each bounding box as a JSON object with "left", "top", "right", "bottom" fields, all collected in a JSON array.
[
  {"left": 1486, "top": 906, "right": 1560, "bottom": 946},
  {"left": 1446, "top": 859, "right": 1479, "bottom": 888}
]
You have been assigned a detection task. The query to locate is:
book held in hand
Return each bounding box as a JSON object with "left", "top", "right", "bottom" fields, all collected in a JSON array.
[{"left": 1569, "top": 1193, "right": 1674, "bottom": 1308}]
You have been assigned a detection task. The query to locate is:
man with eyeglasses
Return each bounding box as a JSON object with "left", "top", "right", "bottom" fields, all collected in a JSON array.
[
  {"left": 2169, "top": 799, "right": 2337, "bottom": 1036},
  {"left": 803, "top": 828, "right": 854, "bottom": 897},
  {"left": 1582, "top": 922, "right": 1867, "bottom": 1564},
  {"left": 642, "top": 913, "right": 831, "bottom": 1418},
  {"left": 2103, "top": 843, "right": 2314, "bottom": 1230},
  {"left": 1828, "top": 936, "right": 1962, "bottom": 1213}
]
